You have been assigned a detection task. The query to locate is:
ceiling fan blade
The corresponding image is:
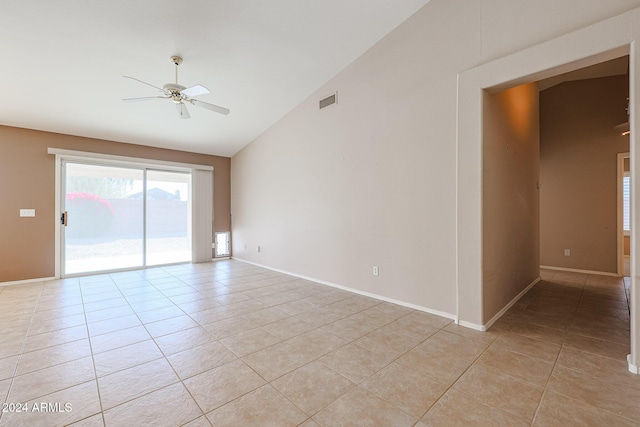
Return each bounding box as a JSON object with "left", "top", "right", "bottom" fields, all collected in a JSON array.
[
  {"left": 176, "top": 102, "right": 191, "bottom": 119},
  {"left": 190, "top": 99, "right": 230, "bottom": 115},
  {"left": 181, "top": 84, "right": 210, "bottom": 97},
  {"left": 123, "top": 96, "right": 168, "bottom": 102},
  {"left": 122, "top": 76, "right": 165, "bottom": 93}
]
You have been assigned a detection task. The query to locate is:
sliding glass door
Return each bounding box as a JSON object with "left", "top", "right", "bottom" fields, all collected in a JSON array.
[
  {"left": 62, "top": 161, "right": 191, "bottom": 276},
  {"left": 146, "top": 170, "right": 191, "bottom": 266}
]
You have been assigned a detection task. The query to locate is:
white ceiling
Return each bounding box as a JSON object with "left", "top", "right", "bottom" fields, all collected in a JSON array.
[{"left": 1, "top": 1, "right": 430, "bottom": 157}]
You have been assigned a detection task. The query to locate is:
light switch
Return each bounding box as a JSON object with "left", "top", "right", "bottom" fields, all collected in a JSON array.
[{"left": 20, "top": 209, "right": 36, "bottom": 217}]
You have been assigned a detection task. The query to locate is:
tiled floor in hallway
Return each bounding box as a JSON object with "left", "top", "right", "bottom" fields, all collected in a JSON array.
[{"left": 0, "top": 261, "right": 637, "bottom": 426}]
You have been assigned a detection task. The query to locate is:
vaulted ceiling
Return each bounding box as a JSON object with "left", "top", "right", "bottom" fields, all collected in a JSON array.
[{"left": 1, "top": 1, "right": 430, "bottom": 157}]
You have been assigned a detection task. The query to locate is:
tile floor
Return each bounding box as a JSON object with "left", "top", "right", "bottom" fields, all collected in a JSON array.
[{"left": 0, "top": 261, "right": 638, "bottom": 426}]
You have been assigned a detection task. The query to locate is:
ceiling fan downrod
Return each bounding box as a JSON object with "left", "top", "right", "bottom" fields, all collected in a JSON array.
[{"left": 171, "top": 56, "right": 183, "bottom": 85}]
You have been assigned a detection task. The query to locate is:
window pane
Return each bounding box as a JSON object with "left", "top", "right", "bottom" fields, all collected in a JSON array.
[
  {"left": 624, "top": 175, "right": 631, "bottom": 231},
  {"left": 64, "top": 163, "right": 144, "bottom": 274},
  {"left": 146, "top": 170, "right": 192, "bottom": 266}
]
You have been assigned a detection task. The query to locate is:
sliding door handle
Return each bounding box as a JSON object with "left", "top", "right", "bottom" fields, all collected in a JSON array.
[{"left": 61, "top": 211, "right": 68, "bottom": 226}]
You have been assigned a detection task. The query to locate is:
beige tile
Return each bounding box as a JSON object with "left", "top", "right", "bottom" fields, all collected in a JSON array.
[
  {"left": 418, "top": 388, "right": 529, "bottom": 427},
  {"left": 23, "top": 325, "right": 88, "bottom": 353},
  {"left": 97, "top": 358, "right": 179, "bottom": 410},
  {"left": 0, "top": 378, "right": 11, "bottom": 403},
  {"left": 0, "top": 380, "right": 101, "bottom": 427},
  {"left": 354, "top": 326, "right": 424, "bottom": 360},
  {"left": 93, "top": 339, "right": 163, "bottom": 377},
  {"left": 313, "top": 386, "right": 417, "bottom": 427},
  {"left": 263, "top": 318, "right": 328, "bottom": 340},
  {"left": 33, "top": 304, "right": 84, "bottom": 322},
  {"left": 240, "top": 306, "right": 289, "bottom": 326},
  {"left": 501, "top": 320, "right": 567, "bottom": 345},
  {"left": 0, "top": 337, "right": 25, "bottom": 360},
  {"left": 475, "top": 346, "right": 555, "bottom": 387},
  {"left": 84, "top": 306, "right": 134, "bottom": 324},
  {"left": 27, "top": 313, "right": 86, "bottom": 336},
  {"left": 444, "top": 322, "right": 500, "bottom": 345},
  {"left": 89, "top": 325, "right": 151, "bottom": 354},
  {"left": 271, "top": 360, "right": 356, "bottom": 416},
  {"left": 318, "top": 314, "right": 381, "bottom": 341},
  {"left": 564, "top": 332, "right": 630, "bottom": 361},
  {"left": 9, "top": 356, "right": 95, "bottom": 403},
  {"left": 452, "top": 364, "right": 543, "bottom": 423},
  {"left": 82, "top": 297, "right": 128, "bottom": 313},
  {"left": 182, "top": 415, "right": 212, "bottom": 427},
  {"left": 0, "top": 316, "right": 31, "bottom": 336},
  {"left": 86, "top": 315, "right": 141, "bottom": 337},
  {"left": 167, "top": 290, "right": 206, "bottom": 304},
  {"left": 547, "top": 366, "right": 640, "bottom": 422},
  {"left": 220, "top": 327, "right": 281, "bottom": 357},
  {"left": 17, "top": 338, "right": 92, "bottom": 376},
  {"left": 153, "top": 326, "right": 214, "bottom": 356},
  {"left": 319, "top": 342, "right": 393, "bottom": 384},
  {"left": 568, "top": 318, "right": 630, "bottom": 346},
  {"left": 67, "top": 414, "right": 105, "bottom": 426},
  {"left": 103, "top": 383, "right": 202, "bottom": 427},
  {"left": 136, "top": 305, "right": 185, "bottom": 324},
  {"left": 361, "top": 361, "right": 448, "bottom": 418},
  {"left": 556, "top": 347, "right": 640, "bottom": 392},
  {"left": 202, "top": 316, "right": 259, "bottom": 340},
  {"left": 489, "top": 332, "right": 562, "bottom": 364},
  {"left": 144, "top": 314, "right": 199, "bottom": 338},
  {"left": 167, "top": 340, "right": 237, "bottom": 380},
  {"left": 298, "top": 419, "right": 320, "bottom": 427},
  {"left": 398, "top": 310, "right": 453, "bottom": 330},
  {"left": 0, "top": 355, "right": 19, "bottom": 380},
  {"left": 206, "top": 384, "right": 307, "bottom": 427},
  {"left": 273, "top": 299, "right": 317, "bottom": 316},
  {"left": 184, "top": 359, "right": 265, "bottom": 413},
  {"left": 533, "top": 390, "right": 638, "bottom": 427},
  {"left": 425, "top": 330, "right": 491, "bottom": 360},
  {"left": 361, "top": 302, "right": 414, "bottom": 323},
  {"left": 242, "top": 341, "right": 316, "bottom": 381},
  {"left": 81, "top": 290, "right": 122, "bottom": 304},
  {"left": 286, "top": 329, "right": 348, "bottom": 359}
]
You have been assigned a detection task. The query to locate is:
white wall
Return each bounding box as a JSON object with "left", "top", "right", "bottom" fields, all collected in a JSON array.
[{"left": 231, "top": 0, "right": 640, "bottom": 318}]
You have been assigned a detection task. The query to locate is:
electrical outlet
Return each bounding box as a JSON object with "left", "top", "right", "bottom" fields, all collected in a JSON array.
[
  {"left": 564, "top": 249, "right": 570, "bottom": 256},
  {"left": 373, "top": 266, "right": 379, "bottom": 276},
  {"left": 19, "top": 209, "right": 36, "bottom": 217}
]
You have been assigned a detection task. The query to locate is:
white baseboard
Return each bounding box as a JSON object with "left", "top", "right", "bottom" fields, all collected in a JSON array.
[
  {"left": 457, "top": 320, "right": 486, "bottom": 332},
  {"left": 484, "top": 277, "right": 541, "bottom": 331},
  {"left": 0, "top": 276, "right": 56, "bottom": 288},
  {"left": 231, "top": 257, "right": 457, "bottom": 322},
  {"left": 540, "top": 265, "right": 619, "bottom": 277},
  {"left": 629, "top": 355, "right": 639, "bottom": 375}
]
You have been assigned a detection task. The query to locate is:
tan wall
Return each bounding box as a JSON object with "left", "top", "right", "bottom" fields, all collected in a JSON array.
[
  {"left": 0, "top": 125, "right": 230, "bottom": 283},
  {"left": 483, "top": 83, "right": 540, "bottom": 323},
  {"left": 625, "top": 236, "right": 631, "bottom": 256},
  {"left": 540, "top": 76, "right": 629, "bottom": 273},
  {"left": 231, "top": 0, "right": 640, "bottom": 316}
]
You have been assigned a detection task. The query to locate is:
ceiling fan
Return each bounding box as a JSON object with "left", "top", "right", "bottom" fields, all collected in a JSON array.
[{"left": 123, "top": 56, "right": 230, "bottom": 119}]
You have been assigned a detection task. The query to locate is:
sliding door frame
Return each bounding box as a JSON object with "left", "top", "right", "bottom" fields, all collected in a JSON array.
[{"left": 50, "top": 148, "right": 214, "bottom": 278}]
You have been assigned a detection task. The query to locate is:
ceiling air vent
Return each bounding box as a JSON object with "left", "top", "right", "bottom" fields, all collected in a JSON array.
[{"left": 319, "top": 92, "right": 338, "bottom": 110}]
